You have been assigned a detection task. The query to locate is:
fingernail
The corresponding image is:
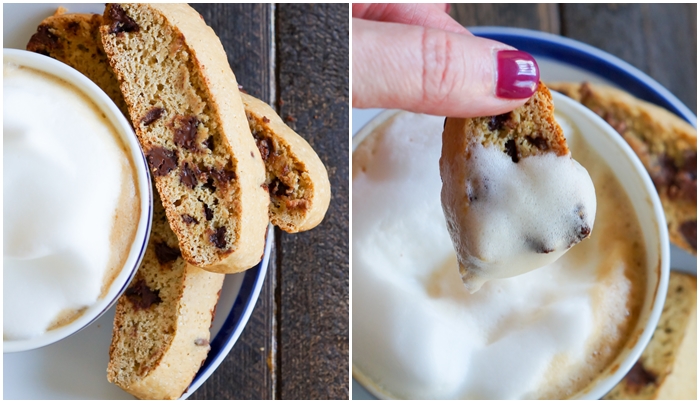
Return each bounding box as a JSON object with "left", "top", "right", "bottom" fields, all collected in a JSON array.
[{"left": 496, "top": 50, "right": 539, "bottom": 99}]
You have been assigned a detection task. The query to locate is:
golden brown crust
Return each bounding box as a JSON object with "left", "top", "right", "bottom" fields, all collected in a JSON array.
[
  {"left": 549, "top": 82, "right": 697, "bottom": 255},
  {"left": 242, "top": 93, "right": 331, "bottom": 232},
  {"left": 604, "top": 272, "right": 696, "bottom": 399},
  {"left": 100, "top": 3, "right": 269, "bottom": 272}
]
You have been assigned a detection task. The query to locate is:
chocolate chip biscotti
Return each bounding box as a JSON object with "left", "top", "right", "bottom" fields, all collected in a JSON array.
[
  {"left": 243, "top": 93, "right": 331, "bottom": 232},
  {"left": 26, "top": 7, "right": 129, "bottom": 116},
  {"left": 100, "top": 3, "right": 269, "bottom": 273},
  {"left": 28, "top": 6, "right": 331, "bottom": 236},
  {"left": 107, "top": 191, "right": 225, "bottom": 400},
  {"left": 549, "top": 82, "right": 697, "bottom": 255},
  {"left": 604, "top": 272, "right": 696, "bottom": 399}
]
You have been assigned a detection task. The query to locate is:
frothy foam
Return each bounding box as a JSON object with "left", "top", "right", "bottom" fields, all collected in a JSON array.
[
  {"left": 3, "top": 63, "right": 138, "bottom": 340},
  {"left": 441, "top": 140, "right": 597, "bottom": 292},
  {"left": 352, "top": 112, "right": 645, "bottom": 399}
]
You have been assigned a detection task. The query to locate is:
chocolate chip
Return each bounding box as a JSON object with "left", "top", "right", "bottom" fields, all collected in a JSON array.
[
  {"left": 504, "top": 139, "right": 519, "bottom": 163},
  {"left": 679, "top": 220, "right": 697, "bottom": 251},
  {"left": 182, "top": 214, "right": 198, "bottom": 225},
  {"left": 180, "top": 162, "right": 199, "bottom": 189},
  {"left": 173, "top": 115, "right": 200, "bottom": 152},
  {"left": 146, "top": 147, "right": 178, "bottom": 176},
  {"left": 154, "top": 242, "right": 181, "bottom": 264},
  {"left": 202, "top": 136, "right": 214, "bottom": 152},
  {"left": 141, "top": 107, "right": 164, "bottom": 126},
  {"left": 194, "top": 338, "right": 209, "bottom": 346},
  {"left": 125, "top": 279, "right": 161, "bottom": 310},
  {"left": 526, "top": 238, "right": 554, "bottom": 254},
  {"left": 270, "top": 178, "right": 291, "bottom": 197},
  {"left": 525, "top": 135, "right": 549, "bottom": 151},
  {"left": 209, "top": 167, "right": 236, "bottom": 186},
  {"left": 256, "top": 136, "right": 272, "bottom": 161},
  {"left": 203, "top": 203, "right": 213, "bottom": 221},
  {"left": 29, "top": 25, "right": 59, "bottom": 50},
  {"left": 107, "top": 4, "right": 139, "bottom": 34},
  {"left": 210, "top": 227, "right": 227, "bottom": 249},
  {"left": 66, "top": 21, "right": 81, "bottom": 36},
  {"left": 624, "top": 361, "right": 657, "bottom": 393},
  {"left": 488, "top": 112, "right": 511, "bottom": 131},
  {"left": 262, "top": 116, "right": 270, "bottom": 124},
  {"left": 203, "top": 177, "right": 216, "bottom": 193}
]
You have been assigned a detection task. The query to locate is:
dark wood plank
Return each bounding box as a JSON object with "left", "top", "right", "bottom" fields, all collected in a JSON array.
[
  {"left": 276, "top": 3, "right": 350, "bottom": 400},
  {"left": 560, "top": 3, "right": 697, "bottom": 113},
  {"left": 187, "top": 3, "right": 275, "bottom": 400},
  {"left": 450, "top": 3, "right": 560, "bottom": 34}
]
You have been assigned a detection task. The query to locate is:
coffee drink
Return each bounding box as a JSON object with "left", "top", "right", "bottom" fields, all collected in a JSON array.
[
  {"left": 3, "top": 62, "right": 140, "bottom": 340},
  {"left": 352, "top": 112, "right": 646, "bottom": 399}
]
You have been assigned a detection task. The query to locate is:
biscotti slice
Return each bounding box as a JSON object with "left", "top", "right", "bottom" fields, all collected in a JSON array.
[
  {"left": 604, "top": 272, "right": 697, "bottom": 399},
  {"left": 25, "top": 7, "right": 129, "bottom": 116},
  {"left": 100, "top": 3, "right": 269, "bottom": 273},
  {"left": 28, "top": 9, "right": 331, "bottom": 235},
  {"left": 108, "top": 191, "right": 225, "bottom": 400},
  {"left": 444, "top": 81, "right": 569, "bottom": 160},
  {"left": 242, "top": 93, "right": 331, "bottom": 232},
  {"left": 440, "top": 82, "right": 596, "bottom": 292},
  {"left": 549, "top": 82, "right": 697, "bottom": 255}
]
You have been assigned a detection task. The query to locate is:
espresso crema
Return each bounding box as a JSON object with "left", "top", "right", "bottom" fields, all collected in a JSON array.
[
  {"left": 3, "top": 62, "right": 140, "bottom": 340},
  {"left": 352, "top": 112, "right": 646, "bottom": 399}
]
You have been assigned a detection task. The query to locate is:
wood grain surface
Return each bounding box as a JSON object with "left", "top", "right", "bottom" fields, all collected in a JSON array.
[
  {"left": 450, "top": 3, "right": 697, "bottom": 113},
  {"left": 187, "top": 3, "right": 348, "bottom": 400}
]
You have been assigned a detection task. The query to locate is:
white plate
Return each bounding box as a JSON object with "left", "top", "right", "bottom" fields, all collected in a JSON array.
[
  {"left": 3, "top": 4, "right": 272, "bottom": 399},
  {"left": 351, "top": 27, "right": 697, "bottom": 399}
]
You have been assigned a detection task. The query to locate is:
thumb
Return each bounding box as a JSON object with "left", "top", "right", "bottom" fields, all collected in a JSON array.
[{"left": 352, "top": 19, "right": 539, "bottom": 118}]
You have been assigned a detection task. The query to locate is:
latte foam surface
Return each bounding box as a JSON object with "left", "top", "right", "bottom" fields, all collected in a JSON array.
[{"left": 352, "top": 112, "right": 645, "bottom": 399}]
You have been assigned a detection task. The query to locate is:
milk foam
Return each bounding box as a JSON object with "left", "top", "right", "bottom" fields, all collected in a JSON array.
[
  {"left": 352, "top": 112, "right": 644, "bottom": 399},
  {"left": 3, "top": 63, "right": 131, "bottom": 340},
  {"left": 443, "top": 137, "right": 597, "bottom": 292}
]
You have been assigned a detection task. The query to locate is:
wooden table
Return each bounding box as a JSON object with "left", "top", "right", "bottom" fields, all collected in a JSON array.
[
  {"left": 450, "top": 3, "right": 697, "bottom": 114},
  {"left": 188, "top": 4, "right": 348, "bottom": 400}
]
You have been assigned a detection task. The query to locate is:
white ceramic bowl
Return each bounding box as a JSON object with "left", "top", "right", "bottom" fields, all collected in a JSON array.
[
  {"left": 351, "top": 92, "right": 670, "bottom": 399},
  {"left": 3, "top": 48, "right": 153, "bottom": 353}
]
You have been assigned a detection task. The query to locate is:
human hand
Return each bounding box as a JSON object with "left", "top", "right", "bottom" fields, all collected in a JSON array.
[{"left": 352, "top": 4, "right": 540, "bottom": 118}]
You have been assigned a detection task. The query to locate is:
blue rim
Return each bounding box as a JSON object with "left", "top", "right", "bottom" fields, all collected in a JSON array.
[{"left": 470, "top": 27, "right": 696, "bottom": 127}]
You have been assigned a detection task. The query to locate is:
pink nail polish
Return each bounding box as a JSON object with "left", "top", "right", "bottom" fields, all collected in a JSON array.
[{"left": 496, "top": 50, "right": 539, "bottom": 99}]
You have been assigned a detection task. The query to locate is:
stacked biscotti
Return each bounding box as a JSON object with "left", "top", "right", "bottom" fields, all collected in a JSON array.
[
  {"left": 27, "top": 3, "right": 330, "bottom": 399},
  {"left": 605, "top": 272, "right": 697, "bottom": 399},
  {"left": 548, "top": 82, "right": 697, "bottom": 255}
]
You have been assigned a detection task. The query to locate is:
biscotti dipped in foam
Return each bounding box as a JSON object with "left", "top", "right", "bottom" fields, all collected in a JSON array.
[
  {"left": 242, "top": 93, "right": 331, "bottom": 232},
  {"left": 440, "top": 82, "right": 596, "bottom": 292},
  {"left": 100, "top": 3, "right": 269, "bottom": 273},
  {"left": 107, "top": 191, "right": 225, "bottom": 400}
]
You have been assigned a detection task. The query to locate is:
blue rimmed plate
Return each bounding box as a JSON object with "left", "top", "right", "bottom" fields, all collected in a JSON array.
[
  {"left": 351, "top": 26, "right": 696, "bottom": 400},
  {"left": 3, "top": 3, "right": 272, "bottom": 399}
]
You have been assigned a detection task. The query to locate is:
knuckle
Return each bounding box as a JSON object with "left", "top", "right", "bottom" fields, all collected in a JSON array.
[{"left": 420, "top": 28, "right": 459, "bottom": 105}]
